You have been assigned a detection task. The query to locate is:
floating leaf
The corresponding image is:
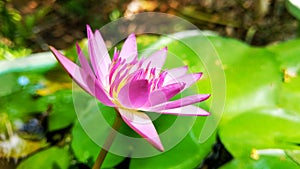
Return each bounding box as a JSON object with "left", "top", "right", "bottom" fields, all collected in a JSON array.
[
  {"left": 221, "top": 150, "right": 299, "bottom": 169},
  {"left": 130, "top": 132, "right": 215, "bottom": 169},
  {"left": 267, "top": 39, "right": 300, "bottom": 113},
  {"left": 17, "top": 147, "right": 70, "bottom": 169},
  {"left": 38, "top": 90, "right": 76, "bottom": 132},
  {"left": 207, "top": 37, "right": 281, "bottom": 123},
  {"left": 0, "top": 73, "right": 22, "bottom": 97},
  {"left": 219, "top": 107, "right": 300, "bottom": 158},
  {"left": 71, "top": 118, "right": 124, "bottom": 168}
]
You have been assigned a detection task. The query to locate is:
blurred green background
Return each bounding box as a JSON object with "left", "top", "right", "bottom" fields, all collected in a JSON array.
[{"left": 0, "top": 0, "right": 300, "bottom": 169}]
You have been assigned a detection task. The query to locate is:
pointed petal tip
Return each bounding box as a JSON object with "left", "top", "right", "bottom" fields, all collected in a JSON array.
[
  {"left": 48, "top": 45, "right": 56, "bottom": 52},
  {"left": 201, "top": 111, "right": 210, "bottom": 116},
  {"left": 127, "top": 33, "right": 137, "bottom": 42},
  {"left": 128, "top": 33, "right": 136, "bottom": 37},
  {"left": 94, "top": 29, "right": 103, "bottom": 38},
  {"left": 86, "top": 25, "right": 93, "bottom": 38},
  {"left": 75, "top": 42, "right": 81, "bottom": 52},
  {"left": 156, "top": 143, "right": 165, "bottom": 152},
  {"left": 203, "top": 94, "right": 211, "bottom": 100},
  {"left": 196, "top": 72, "right": 203, "bottom": 79},
  {"left": 86, "top": 24, "right": 92, "bottom": 30},
  {"left": 182, "top": 65, "right": 189, "bottom": 72},
  {"left": 195, "top": 107, "right": 210, "bottom": 116},
  {"left": 164, "top": 105, "right": 210, "bottom": 116},
  {"left": 49, "top": 46, "right": 62, "bottom": 59},
  {"left": 146, "top": 135, "right": 164, "bottom": 152},
  {"left": 128, "top": 33, "right": 136, "bottom": 42},
  {"left": 119, "top": 33, "right": 137, "bottom": 62},
  {"left": 143, "top": 134, "right": 164, "bottom": 151},
  {"left": 192, "top": 111, "right": 210, "bottom": 116},
  {"left": 49, "top": 46, "right": 63, "bottom": 59},
  {"left": 118, "top": 109, "right": 164, "bottom": 152},
  {"left": 180, "top": 82, "right": 186, "bottom": 89},
  {"left": 189, "top": 72, "right": 203, "bottom": 83},
  {"left": 149, "top": 94, "right": 211, "bottom": 113}
]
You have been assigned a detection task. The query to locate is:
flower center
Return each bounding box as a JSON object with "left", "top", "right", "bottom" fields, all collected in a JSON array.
[{"left": 107, "top": 49, "right": 167, "bottom": 105}]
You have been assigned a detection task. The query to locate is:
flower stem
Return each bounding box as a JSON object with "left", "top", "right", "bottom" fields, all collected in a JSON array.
[{"left": 92, "top": 108, "right": 122, "bottom": 169}]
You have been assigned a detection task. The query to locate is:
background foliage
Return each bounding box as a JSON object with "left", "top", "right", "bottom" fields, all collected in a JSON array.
[{"left": 0, "top": 0, "right": 300, "bottom": 169}]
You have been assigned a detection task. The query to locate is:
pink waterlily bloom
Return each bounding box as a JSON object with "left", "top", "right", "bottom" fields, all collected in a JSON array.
[{"left": 49, "top": 25, "right": 210, "bottom": 151}]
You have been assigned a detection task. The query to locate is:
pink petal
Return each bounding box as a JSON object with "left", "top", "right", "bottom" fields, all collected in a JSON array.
[
  {"left": 93, "top": 80, "right": 115, "bottom": 106},
  {"left": 118, "top": 108, "right": 164, "bottom": 151},
  {"left": 141, "top": 47, "right": 167, "bottom": 70},
  {"left": 165, "top": 72, "right": 203, "bottom": 90},
  {"left": 154, "top": 105, "right": 210, "bottom": 116},
  {"left": 49, "top": 46, "right": 92, "bottom": 94},
  {"left": 119, "top": 34, "right": 138, "bottom": 63},
  {"left": 164, "top": 66, "right": 188, "bottom": 83},
  {"left": 86, "top": 25, "right": 110, "bottom": 87},
  {"left": 76, "top": 43, "right": 94, "bottom": 76},
  {"left": 147, "top": 83, "right": 185, "bottom": 106},
  {"left": 95, "top": 30, "right": 112, "bottom": 70},
  {"left": 118, "top": 80, "right": 149, "bottom": 108},
  {"left": 149, "top": 94, "right": 210, "bottom": 111},
  {"left": 50, "top": 46, "right": 114, "bottom": 107}
]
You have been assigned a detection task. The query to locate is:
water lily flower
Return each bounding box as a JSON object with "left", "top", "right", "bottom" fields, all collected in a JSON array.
[{"left": 49, "top": 25, "right": 210, "bottom": 151}]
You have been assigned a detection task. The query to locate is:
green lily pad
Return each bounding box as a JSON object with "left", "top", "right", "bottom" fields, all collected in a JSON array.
[
  {"left": 71, "top": 117, "right": 125, "bottom": 168},
  {"left": 71, "top": 92, "right": 126, "bottom": 168},
  {"left": 207, "top": 36, "right": 281, "bottom": 123},
  {"left": 221, "top": 152, "right": 299, "bottom": 169},
  {"left": 278, "top": 76, "right": 300, "bottom": 114},
  {"left": 267, "top": 39, "right": 300, "bottom": 66},
  {"left": 0, "top": 71, "right": 46, "bottom": 97},
  {"left": 219, "top": 107, "right": 300, "bottom": 158},
  {"left": 0, "top": 86, "right": 46, "bottom": 120},
  {"left": 17, "top": 147, "right": 70, "bottom": 169},
  {"left": 39, "top": 90, "right": 76, "bottom": 131},
  {"left": 0, "top": 73, "right": 22, "bottom": 97},
  {"left": 0, "top": 73, "right": 75, "bottom": 133},
  {"left": 140, "top": 32, "right": 225, "bottom": 143},
  {"left": 142, "top": 32, "right": 281, "bottom": 144},
  {"left": 267, "top": 39, "right": 300, "bottom": 113},
  {"left": 130, "top": 131, "right": 215, "bottom": 169}
]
